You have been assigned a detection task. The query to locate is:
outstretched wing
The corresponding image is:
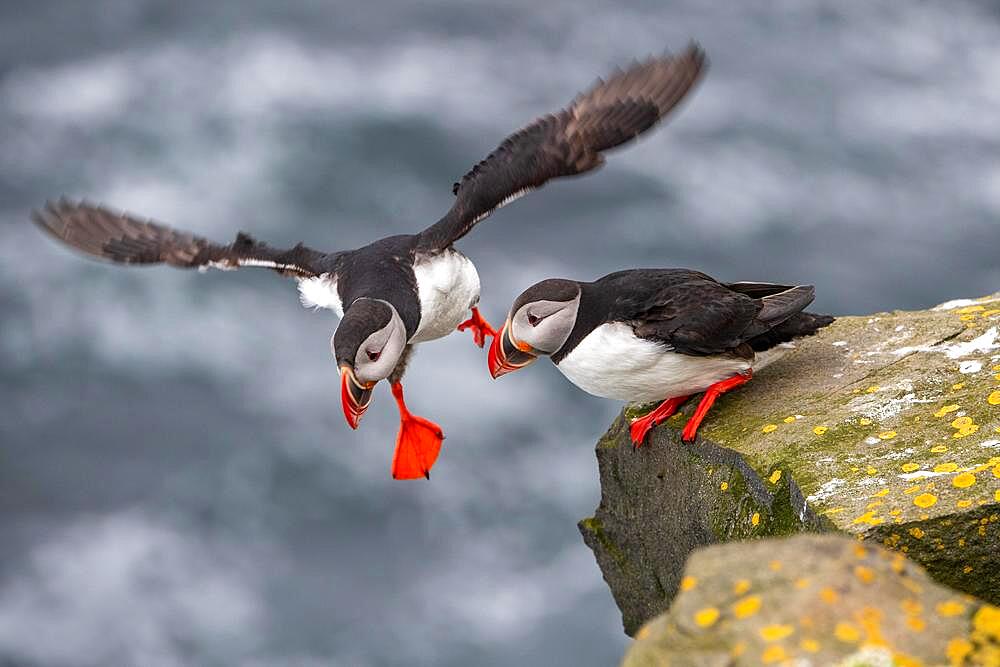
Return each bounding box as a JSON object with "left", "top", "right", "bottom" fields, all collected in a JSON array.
[
  {"left": 33, "top": 199, "right": 327, "bottom": 278},
  {"left": 417, "top": 42, "right": 706, "bottom": 251}
]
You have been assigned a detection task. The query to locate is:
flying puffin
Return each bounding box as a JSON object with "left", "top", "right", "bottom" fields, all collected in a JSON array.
[
  {"left": 33, "top": 43, "right": 706, "bottom": 479},
  {"left": 488, "top": 269, "right": 834, "bottom": 445}
]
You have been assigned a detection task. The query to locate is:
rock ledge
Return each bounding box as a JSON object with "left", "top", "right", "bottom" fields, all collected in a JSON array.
[{"left": 580, "top": 294, "right": 1000, "bottom": 636}]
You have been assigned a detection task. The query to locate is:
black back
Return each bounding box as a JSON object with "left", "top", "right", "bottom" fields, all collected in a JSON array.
[
  {"left": 551, "top": 269, "right": 831, "bottom": 363},
  {"left": 332, "top": 234, "right": 423, "bottom": 339}
]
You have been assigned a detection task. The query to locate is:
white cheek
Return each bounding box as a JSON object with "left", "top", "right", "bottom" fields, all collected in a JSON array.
[
  {"left": 356, "top": 329, "right": 405, "bottom": 382},
  {"left": 518, "top": 318, "right": 561, "bottom": 354},
  {"left": 511, "top": 319, "right": 534, "bottom": 347},
  {"left": 356, "top": 356, "right": 388, "bottom": 383}
]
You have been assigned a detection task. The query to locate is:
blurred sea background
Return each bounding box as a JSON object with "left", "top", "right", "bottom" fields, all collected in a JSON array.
[{"left": 1, "top": 1, "right": 999, "bottom": 665}]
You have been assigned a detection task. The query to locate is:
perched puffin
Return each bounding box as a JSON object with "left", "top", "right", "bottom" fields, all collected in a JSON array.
[
  {"left": 488, "top": 270, "right": 834, "bottom": 445},
  {"left": 33, "top": 44, "right": 706, "bottom": 479}
]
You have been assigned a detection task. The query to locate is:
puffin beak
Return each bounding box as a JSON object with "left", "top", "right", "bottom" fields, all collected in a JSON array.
[
  {"left": 339, "top": 364, "right": 375, "bottom": 429},
  {"left": 488, "top": 320, "right": 538, "bottom": 379}
]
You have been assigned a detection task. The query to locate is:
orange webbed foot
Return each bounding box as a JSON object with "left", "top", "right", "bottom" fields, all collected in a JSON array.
[
  {"left": 390, "top": 382, "right": 444, "bottom": 480},
  {"left": 391, "top": 414, "right": 444, "bottom": 480},
  {"left": 457, "top": 306, "right": 497, "bottom": 348},
  {"left": 680, "top": 371, "right": 753, "bottom": 442},
  {"left": 629, "top": 416, "right": 656, "bottom": 447},
  {"left": 628, "top": 395, "right": 689, "bottom": 448}
]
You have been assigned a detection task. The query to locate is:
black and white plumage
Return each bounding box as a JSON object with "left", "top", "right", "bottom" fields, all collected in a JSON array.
[
  {"left": 33, "top": 43, "right": 707, "bottom": 478},
  {"left": 489, "top": 269, "right": 834, "bottom": 443}
]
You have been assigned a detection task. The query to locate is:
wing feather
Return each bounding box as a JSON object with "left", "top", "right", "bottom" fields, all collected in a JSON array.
[
  {"left": 33, "top": 199, "right": 326, "bottom": 278},
  {"left": 417, "top": 43, "right": 707, "bottom": 250},
  {"left": 623, "top": 275, "right": 817, "bottom": 356}
]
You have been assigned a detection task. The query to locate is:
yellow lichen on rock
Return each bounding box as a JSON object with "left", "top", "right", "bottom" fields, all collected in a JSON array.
[
  {"left": 800, "top": 637, "right": 821, "bottom": 652},
  {"left": 972, "top": 605, "right": 1000, "bottom": 638},
  {"left": 935, "top": 404, "right": 960, "bottom": 418},
  {"left": 936, "top": 600, "right": 966, "bottom": 618},
  {"left": 733, "top": 594, "right": 761, "bottom": 619},
  {"left": 952, "top": 472, "right": 976, "bottom": 489},
  {"left": 834, "top": 621, "right": 860, "bottom": 643},
  {"left": 693, "top": 607, "right": 719, "bottom": 627},
  {"left": 854, "top": 565, "right": 876, "bottom": 584},
  {"left": 758, "top": 624, "right": 793, "bottom": 642},
  {"left": 760, "top": 644, "right": 787, "bottom": 663},
  {"left": 946, "top": 637, "right": 973, "bottom": 665}
]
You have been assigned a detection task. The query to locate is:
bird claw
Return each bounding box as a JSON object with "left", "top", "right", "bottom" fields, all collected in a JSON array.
[
  {"left": 457, "top": 307, "right": 496, "bottom": 348},
  {"left": 681, "top": 420, "right": 701, "bottom": 443},
  {"left": 679, "top": 372, "right": 752, "bottom": 443},
  {"left": 627, "top": 395, "right": 690, "bottom": 448},
  {"left": 629, "top": 416, "right": 655, "bottom": 448}
]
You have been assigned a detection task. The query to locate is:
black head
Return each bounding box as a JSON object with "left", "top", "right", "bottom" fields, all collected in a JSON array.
[
  {"left": 489, "top": 278, "right": 582, "bottom": 378},
  {"left": 510, "top": 278, "right": 582, "bottom": 317},
  {"left": 332, "top": 298, "right": 408, "bottom": 429}
]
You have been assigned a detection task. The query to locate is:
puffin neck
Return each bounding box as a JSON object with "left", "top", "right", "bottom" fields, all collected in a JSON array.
[{"left": 550, "top": 281, "right": 613, "bottom": 364}]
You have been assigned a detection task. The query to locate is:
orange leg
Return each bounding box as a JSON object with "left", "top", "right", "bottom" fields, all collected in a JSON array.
[
  {"left": 681, "top": 371, "right": 753, "bottom": 442},
  {"left": 457, "top": 307, "right": 497, "bottom": 348},
  {"left": 629, "top": 395, "right": 690, "bottom": 447},
  {"left": 390, "top": 382, "right": 444, "bottom": 480}
]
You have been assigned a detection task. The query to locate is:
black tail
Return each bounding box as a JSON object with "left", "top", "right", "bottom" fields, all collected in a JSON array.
[{"left": 748, "top": 311, "right": 835, "bottom": 351}]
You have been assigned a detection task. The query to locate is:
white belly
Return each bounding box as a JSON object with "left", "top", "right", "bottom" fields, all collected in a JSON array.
[
  {"left": 410, "top": 251, "right": 481, "bottom": 343},
  {"left": 295, "top": 253, "right": 479, "bottom": 342},
  {"left": 556, "top": 322, "right": 752, "bottom": 403}
]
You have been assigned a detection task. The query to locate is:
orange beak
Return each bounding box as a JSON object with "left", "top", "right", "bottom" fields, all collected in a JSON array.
[
  {"left": 488, "top": 320, "right": 538, "bottom": 379},
  {"left": 340, "top": 364, "right": 375, "bottom": 429}
]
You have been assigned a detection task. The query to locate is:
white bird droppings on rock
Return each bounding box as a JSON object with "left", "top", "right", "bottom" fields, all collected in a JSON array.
[
  {"left": 933, "top": 298, "right": 983, "bottom": 311},
  {"left": 806, "top": 478, "right": 846, "bottom": 503},
  {"left": 958, "top": 360, "right": 983, "bottom": 374}
]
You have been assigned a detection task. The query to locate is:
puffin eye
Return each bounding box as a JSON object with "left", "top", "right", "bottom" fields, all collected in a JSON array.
[
  {"left": 366, "top": 349, "right": 381, "bottom": 362},
  {"left": 527, "top": 313, "right": 540, "bottom": 326}
]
